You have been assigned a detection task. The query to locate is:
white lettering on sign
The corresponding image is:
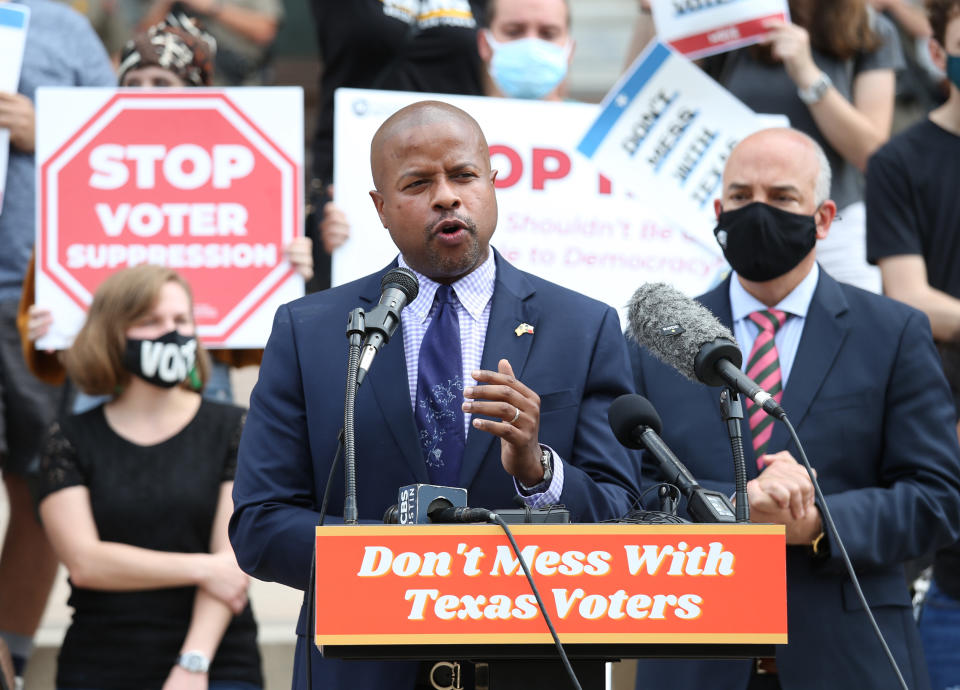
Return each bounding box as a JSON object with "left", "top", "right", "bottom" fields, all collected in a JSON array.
[
  {"left": 404, "top": 589, "right": 540, "bottom": 622},
  {"left": 552, "top": 588, "right": 703, "bottom": 620},
  {"left": 623, "top": 542, "right": 734, "bottom": 576},
  {"left": 65, "top": 242, "right": 278, "bottom": 269},
  {"left": 95, "top": 203, "right": 248, "bottom": 237},
  {"left": 88, "top": 144, "right": 255, "bottom": 190},
  {"left": 488, "top": 545, "right": 612, "bottom": 577},
  {"left": 357, "top": 546, "right": 453, "bottom": 578}
]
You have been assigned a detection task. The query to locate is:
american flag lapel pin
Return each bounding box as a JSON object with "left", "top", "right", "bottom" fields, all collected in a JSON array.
[{"left": 514, "top": 322, "right": 534, "bottom": 337}]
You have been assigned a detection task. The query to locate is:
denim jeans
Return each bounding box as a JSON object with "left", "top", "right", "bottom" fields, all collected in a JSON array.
[{"left": 919, "top": 579, "right": 960, "bottom": 690}]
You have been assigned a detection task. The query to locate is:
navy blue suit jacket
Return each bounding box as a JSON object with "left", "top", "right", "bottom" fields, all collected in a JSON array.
[
  {"left": 229, "top": 252, "right": 641, "bottom": 690},
  {"left": 630, "top": 270, "right": 960, "bottom": 690}
]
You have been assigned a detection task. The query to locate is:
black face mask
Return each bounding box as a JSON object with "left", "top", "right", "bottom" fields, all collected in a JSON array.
[
  {"left": 713, "top": 202, "right": 818, "bottom": 282},
  {"left": 123, "top": 330, "right": 198, "bottom": 389}
]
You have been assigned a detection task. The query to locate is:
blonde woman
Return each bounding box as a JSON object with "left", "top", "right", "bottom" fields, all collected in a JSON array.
[{"left": 34, "top": 265, "right": 262, "bottom": 690}]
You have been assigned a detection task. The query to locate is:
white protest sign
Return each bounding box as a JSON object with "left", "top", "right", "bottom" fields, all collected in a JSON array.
[
  {"left": 650, "top": 0, "right": 789, "bottom": 59},
  {"left": 332, "top": 88, "right": 727, "bottom": 322},
  {"left": 0, "top": 1, "right": 30, "bottom": 215},
  {"left": 35, "top": 87, "right": 304, "bottom": 349},
  {"left": 577, "top": 41, "right": 778, "bottom": 256}
]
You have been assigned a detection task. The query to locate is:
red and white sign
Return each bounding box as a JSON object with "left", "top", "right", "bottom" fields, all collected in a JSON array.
[
  {"left": 35, "top": 88, "right": 304, "bottom": 349},
  {"left": 315, "top": 524, "right": 787, "bottom": 646},
  {"left": 650, "top": 0, "right": 789, "bottom": 60}
]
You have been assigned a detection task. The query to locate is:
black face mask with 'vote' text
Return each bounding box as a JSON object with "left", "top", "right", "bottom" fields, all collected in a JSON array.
[{"left": 122, "top": 330, "right": 198, "bottom": 389}]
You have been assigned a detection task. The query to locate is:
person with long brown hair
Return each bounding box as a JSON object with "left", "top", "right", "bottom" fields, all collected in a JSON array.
[
  {"left": 627, "top": 0, "right": 903, "bottom": 294},
  {"left": 33, "top": 265, "right": 262, "bottom": 689}
]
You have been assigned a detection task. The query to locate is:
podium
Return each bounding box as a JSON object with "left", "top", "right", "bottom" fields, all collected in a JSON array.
[{"left": 314, "top": 524, "right": 786, "bottom": 689}]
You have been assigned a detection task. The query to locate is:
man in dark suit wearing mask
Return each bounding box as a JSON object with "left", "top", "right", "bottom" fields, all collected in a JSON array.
[{"left": 630, "top": 127, "right": 960, "bottom": 690}]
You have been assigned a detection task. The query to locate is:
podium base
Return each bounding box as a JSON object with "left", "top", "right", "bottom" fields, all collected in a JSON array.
[{"left": 480, "top": 660, "right": 604, "bottom": 690}]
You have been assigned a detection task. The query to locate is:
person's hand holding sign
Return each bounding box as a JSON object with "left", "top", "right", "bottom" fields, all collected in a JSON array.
[
  {"left": 762, "top": 19, "right": 822, "bottom": 92},
  {"left": 0, "top": 92, "right": 36, "bottom": 153}
]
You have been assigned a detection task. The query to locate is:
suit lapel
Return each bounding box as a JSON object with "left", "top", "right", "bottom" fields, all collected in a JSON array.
[
  {"left": 770, "top": 270, "right": 849, "bottom": 453},
  {"left": 458, "top": 254, "right": 539, "bottom": 489},
  {"left": 362, "top": 265, "right": 430, "bottom": 483}
]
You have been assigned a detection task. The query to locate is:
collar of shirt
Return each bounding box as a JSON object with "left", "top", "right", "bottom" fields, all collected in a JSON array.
[
  {"left": 398, "top": 251, "right": 497, "bottom": 434},
  {"left": 398, "top": 251, "right": 496, "bottom": 323},
  {"left": 730, "top": 263, "right": 819, "bottom": 323},
  {"left": 728, "top": 263, "right": 819, "bottom": 385}
]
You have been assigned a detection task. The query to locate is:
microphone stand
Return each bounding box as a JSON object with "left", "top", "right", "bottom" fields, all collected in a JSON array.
[
  {"left": 719, "top": 386, "right": 749, "bottom": 523},
  {"left": 343, "top": 308, "right": 365, "bottom": 525}
]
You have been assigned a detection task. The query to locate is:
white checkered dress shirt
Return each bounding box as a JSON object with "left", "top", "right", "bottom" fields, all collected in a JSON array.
[{"left": 398, "top": 252, "right": 563, "bottom": 506}]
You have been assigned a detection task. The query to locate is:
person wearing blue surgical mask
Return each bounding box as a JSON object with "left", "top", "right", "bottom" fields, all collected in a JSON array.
[
  {"left": 315, "top": 0, "right": 577, "bottom": 258},
  {"left": 478, "top": 0, "right": 576, "bottom": 101}
]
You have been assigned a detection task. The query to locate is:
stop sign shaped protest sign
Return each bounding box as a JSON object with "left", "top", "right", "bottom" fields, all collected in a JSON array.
[{"left": 37, "top": 89, "right": 303, "bottom": 347}]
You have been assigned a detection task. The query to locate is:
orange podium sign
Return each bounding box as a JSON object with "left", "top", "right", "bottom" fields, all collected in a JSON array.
[{"left": 315, "top": 524, "right": 786, "bottom": 647}]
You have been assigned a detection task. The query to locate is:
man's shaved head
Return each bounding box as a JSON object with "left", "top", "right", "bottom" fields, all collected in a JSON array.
[
  {"left": 368, "top": 100, "right": 499, "bottom": 283},
  {"left": 370, "top": 101, "right": 490, "bottom": 191},
  {"left": 727, "top": 128, "right": 832, "bottom": 205}
]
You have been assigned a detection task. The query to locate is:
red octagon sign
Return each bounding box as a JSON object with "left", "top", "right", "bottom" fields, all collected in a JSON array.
[{"left": 39, "top": 91, "right": 300, "bottom": 345}]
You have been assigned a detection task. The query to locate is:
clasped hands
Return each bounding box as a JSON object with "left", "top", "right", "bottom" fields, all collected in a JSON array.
[
  {"left": 748, "top": 450, "right": 823, "bottom": 545},
  {"left": 462, "top": 358, "right": 546, "bottom": 488}
]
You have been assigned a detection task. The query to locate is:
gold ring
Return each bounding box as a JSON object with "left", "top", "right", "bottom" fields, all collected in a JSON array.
[{"left": 509, "top": 406, "right": 521, "bottom": 424}]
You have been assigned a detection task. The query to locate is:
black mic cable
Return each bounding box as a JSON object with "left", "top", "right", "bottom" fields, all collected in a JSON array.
[
  {"left": 782, "top": 416, "right": 909, "bottom": 690},
  {"left": 489, "top": 512, "right": 584, "bottom": 690},
  {"left": 423, "top": 502, "right": 583, "bottom": 689}
]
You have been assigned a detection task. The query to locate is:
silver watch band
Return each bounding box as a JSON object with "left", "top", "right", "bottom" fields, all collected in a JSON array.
[{"left": 798, "top": 71, "right": 833, "bottom": 105}]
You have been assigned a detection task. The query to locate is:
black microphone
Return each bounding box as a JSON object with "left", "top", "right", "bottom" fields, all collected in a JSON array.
[
  {"left": 608, "top": 394, "right": 735, "bottom": 523},
  {"left": 356, "top": 268, "right": 419, "bottom": 386},
  {"left": 627, "top": 282, "right": 785, "bottom": 419}
]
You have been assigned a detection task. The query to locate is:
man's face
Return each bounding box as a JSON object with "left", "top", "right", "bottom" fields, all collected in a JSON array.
[
  {"left": 487, "top": 0, "right": 570, "bottom": 45},
  {"left": 715, "top": 133, "right": 820, "bottom": 218},
  {"left": 369, "top": 117, "right": 498, "bottom": 283}
]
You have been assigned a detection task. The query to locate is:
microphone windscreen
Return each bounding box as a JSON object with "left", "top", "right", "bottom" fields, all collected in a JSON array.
[
  {"left": 626, "top": 282, "right": 736, "bottom": 383},
  {"left": 381, "top": 267, "right": 419, "bottom": 302},
  {"left": 608, "top": 393, "right": 662, "bottom": 449}
]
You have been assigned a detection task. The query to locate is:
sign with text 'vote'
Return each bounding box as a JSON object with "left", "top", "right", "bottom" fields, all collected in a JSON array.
[
  {"left": 315, "top": 525, "right": 787, "bottom": 645},
  {"left": 35, "top": 88, "right": 304, "bottom": 349}
]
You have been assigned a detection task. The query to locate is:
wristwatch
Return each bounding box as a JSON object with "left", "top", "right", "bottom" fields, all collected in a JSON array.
[
  {"left": 177, "top": 650, "right": 211, "bottom": 673},
  {"left": 518, "top": 447, "right": 553, "bottom": 494},
  {"left": 798, "top": 71, "right": 833, "bottom": 105}
]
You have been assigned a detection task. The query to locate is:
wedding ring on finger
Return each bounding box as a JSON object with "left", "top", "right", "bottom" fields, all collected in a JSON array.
[{"left": 509, "top": 406, "right": 521, "bottom": 424}]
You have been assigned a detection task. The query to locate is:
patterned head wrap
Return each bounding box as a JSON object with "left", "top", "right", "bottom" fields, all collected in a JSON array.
[{"left": 118, "top": 13, "right": 217, "bottom": 87}]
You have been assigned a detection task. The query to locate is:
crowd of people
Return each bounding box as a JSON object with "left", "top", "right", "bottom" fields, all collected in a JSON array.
[{"left": 2, "top": 0, "right": 960, "bottom": 689}]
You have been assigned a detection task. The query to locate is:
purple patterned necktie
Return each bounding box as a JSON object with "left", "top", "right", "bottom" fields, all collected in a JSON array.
[
  {"left": 745, "top": 309, "right": 788, "bottom": 465},
  {"left": 414, "top": 285, "right": 465, "bottom": 486}
]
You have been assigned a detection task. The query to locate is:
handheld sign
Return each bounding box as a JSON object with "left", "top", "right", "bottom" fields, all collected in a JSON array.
[
  {"left": 577, "top": 42, "right": 779, "bottom": 255},
  {"left": 0, "top": 1, "right": 30, "bottom": 215},
  {"left": 650, "top": 0, "right": 790, "bottom": 60},
  {"left": 35, "top": 88, "right": 304, "bottom": 349}
]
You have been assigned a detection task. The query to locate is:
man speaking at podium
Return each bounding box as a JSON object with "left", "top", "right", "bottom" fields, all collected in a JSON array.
[
  {"left": 229, "top": 101, "right": 640, "bottom": 689},
  {"left": 629, "top": 128, "right": 960, "bottom": 690}
]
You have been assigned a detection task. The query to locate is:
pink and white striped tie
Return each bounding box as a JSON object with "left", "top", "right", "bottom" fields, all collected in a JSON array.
[{"left": 745, "top": 309, "right": 787, "bottom": 465}]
